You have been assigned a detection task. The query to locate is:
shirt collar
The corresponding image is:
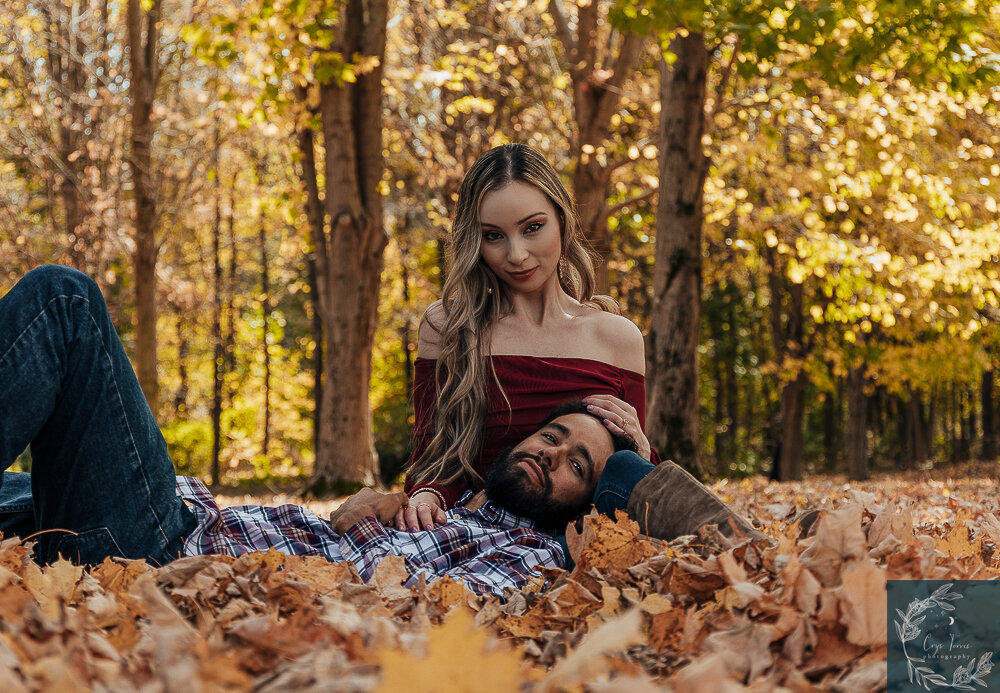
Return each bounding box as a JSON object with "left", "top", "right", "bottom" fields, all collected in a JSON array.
[{"left": 454, "top": 490, "right": 549, "bottom": 532}]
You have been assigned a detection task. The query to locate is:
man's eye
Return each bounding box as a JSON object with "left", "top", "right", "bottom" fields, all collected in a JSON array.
[
  {"left": 572, "top": 461, "right": 582, "bottom": 475},
  {"left": 542, "top": 432, "right": 556, "bottom": 443}
]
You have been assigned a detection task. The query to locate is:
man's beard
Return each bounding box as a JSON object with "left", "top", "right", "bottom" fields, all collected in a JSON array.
[{"left": 484, "top": 447, "right": 587, "bottom": 532}]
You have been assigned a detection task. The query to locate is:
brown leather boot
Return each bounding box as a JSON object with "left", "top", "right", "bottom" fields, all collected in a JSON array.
[{"left": 626, "top": 461, "right": 770, "bottom": 544}]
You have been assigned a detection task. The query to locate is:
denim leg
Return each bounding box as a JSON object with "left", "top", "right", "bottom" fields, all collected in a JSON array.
[
  {"left": 592, "top": 450, "right": 655, "bottom": 517},
  {"left": 0, "top": 265, "right": 195, "bottom": 565},
  {"left": 0, "top": 472, "right": 35, "bottom": 539}
]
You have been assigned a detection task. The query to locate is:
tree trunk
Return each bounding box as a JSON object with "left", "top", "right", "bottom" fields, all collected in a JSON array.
[
  {"left": 295, "top": 87, "right": 326, "bottom": 463},
  {"left": 724, "top": 296, "right": 739, "bottom": 465},
  {"left": 128, "top": 0, "right": 162, "bottom": 415},
  {"left": 711, "top": 337, "right": 724, "bottom": 473},
  {"left": 307, "top": 0, "right": 389, "bottom": 490},
  {"left": 912, "top": 387, "right": 929, "bottom": 466},
  {"left": 948, "top": 382, "right": 958, "bottom": 461},
  {"left": 966, "top": 386, "right": 976, "bottom": 461},
  {"left": 847, "top": 365, "right": 868, "bottom": 481},
  {"left": 259, "top": 187, "right": 271, "bottom": 475},
  {"left": 646, "top": 37, "right": 710, "bottom": 478},
  {"left": 767, "top": 262, "right": 808, "bottom": 481},
  {"left": 744, "top": 273, "right": 759, "bottom": 457},
  {"left": 778, "top": 372, "right": 807, "bottom": 481},
  {"left": 822, "top": 385, "right": 841, "bottom": 472},
  {"left": 224, "top": 172, "right": 237, "bottom": 386},
  {"left": 174, "top": 314, "right": 188, "bottom": 414},
  {"left": 400, "top": 232, "right": 414, "bottom": 399},
  {"left": 308, "top": 253, "right": 323, "bottom": 455},
  {"left": 211, "top": 147, "right": 223, "bottom": 487},
  {"left": 982, "top": 369, "right": 996, "bottom": 460}
]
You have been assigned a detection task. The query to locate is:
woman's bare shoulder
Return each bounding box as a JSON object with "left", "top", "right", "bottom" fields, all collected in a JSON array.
[
  {"left": 417, "top": 301, "right": 447, "bottom": 360},
  {"left": 586, "top": 309, "right": 646, "bottom": 374}
]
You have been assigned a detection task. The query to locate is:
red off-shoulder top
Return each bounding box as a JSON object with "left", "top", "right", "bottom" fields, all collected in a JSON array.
[{"left": 404, "top": 355, "right": 658, "bottom": 509}]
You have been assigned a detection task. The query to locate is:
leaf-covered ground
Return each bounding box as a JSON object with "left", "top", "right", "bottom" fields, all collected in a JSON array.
[{"left": 2, "top": 463, "right": 998, "bottom": 692}]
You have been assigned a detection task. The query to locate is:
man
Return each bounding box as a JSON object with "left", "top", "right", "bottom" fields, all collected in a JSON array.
[
  {"left": 175, "top": 400, "right": 637, "bottom": 597},
  {"left": 0, "top": 266, "right": 763, "bottom": 598}
]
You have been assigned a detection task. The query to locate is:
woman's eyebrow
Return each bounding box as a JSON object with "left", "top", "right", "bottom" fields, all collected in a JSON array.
[{"left": 481, "top": 211, "right": 547, "bottom": 229}]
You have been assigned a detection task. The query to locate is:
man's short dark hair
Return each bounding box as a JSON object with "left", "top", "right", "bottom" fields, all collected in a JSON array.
[{"left": 539, "top": 399, "right": 640, "bottom": 455}]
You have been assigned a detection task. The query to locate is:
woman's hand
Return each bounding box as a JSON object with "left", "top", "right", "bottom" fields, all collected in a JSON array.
[
  {"left": 582, "top": 394, "right": 652, "bottom": 461},
  {"left": 393, "top": 490, "right": 447, "bottom": 531}
]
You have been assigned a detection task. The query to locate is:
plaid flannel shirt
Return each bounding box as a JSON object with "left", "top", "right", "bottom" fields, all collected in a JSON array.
[{"left": 174, "top": 476, "right": 565, "bottom": 598}]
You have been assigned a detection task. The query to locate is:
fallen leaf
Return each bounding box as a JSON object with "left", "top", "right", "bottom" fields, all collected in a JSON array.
[
  {"left": 375, "top": 607, "right": 523, "bottom": 692},
  {"left": 22, "top": 558, "right": 82, "bottom": 622},
  {"left": 836, "top": 559, "right": 887, "bottom": 647},
  {"left": 670, "top": 652, "right": 748, "bottom": 693},
  {"left": 800, "top": 504, "right": 867, "bottom": 587},
  {"left": 577, "top": 511, "right": 658, "bottom": 572},
  {"left": 541, "top": 609, "right": 642, "bottom": 690},
  {"left": 936, "top": 511, "right": 981, "bottom": 558},
  {"left": 703, "top": 618, "right": 777, "bottom": 683},
  {"left": 370, "top": 554, "right": 412, "bottom": 602}
]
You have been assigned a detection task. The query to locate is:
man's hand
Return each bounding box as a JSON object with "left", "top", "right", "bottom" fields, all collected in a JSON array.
[
  {"left": 393, "top": 490, "right": 447, "bottom": 531},
  {"left": 329, "top": 488, "right": 409, "bottom": 533}
]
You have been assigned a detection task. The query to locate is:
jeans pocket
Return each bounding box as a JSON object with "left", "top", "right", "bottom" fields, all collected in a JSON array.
[{"left": 51, "top": 526, "right": 124, "bottom": 565}]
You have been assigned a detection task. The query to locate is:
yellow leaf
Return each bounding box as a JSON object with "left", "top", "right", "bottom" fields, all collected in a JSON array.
[
  {"left": 376, "top": 607, "right": 523, "bottom": 693},
  {"left": 936, "top": 511, "right": 981, "bottom": 558},
  {"left": 424, "top": 576, "right": 472, "bottom": 613},
  {"left": 23, "top": 558, "right": 82, "bottom": 621}
]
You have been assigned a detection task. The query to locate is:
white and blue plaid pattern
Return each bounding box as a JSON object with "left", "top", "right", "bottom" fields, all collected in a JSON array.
[{"left": 174, "top": 476, "right": 565, "bottom": 597}]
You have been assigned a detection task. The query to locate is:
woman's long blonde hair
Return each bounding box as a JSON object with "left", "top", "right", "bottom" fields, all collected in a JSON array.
[{"left": 410, "top": 143, "right": 620, "bottom": 489}]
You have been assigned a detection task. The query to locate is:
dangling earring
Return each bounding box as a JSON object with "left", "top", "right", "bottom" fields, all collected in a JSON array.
[
  {"left": 487, "top": 286, "right": 493, "bottom": 295},
  {"left": 558, "top": 256, "right": 568, "bottom": 280}
]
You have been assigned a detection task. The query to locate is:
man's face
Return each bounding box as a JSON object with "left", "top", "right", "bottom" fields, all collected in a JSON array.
[{"left": 484, "top": 413, "right": 615, "bottom": 531}]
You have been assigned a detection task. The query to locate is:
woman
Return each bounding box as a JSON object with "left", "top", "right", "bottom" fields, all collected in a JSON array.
[{"left": 398, "top": 143, "right": 657, "bottom": 531}]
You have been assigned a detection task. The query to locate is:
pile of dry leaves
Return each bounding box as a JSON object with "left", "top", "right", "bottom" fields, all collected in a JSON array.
[{"left": 1, "top": 467, "right": 998, "bottom": 692}]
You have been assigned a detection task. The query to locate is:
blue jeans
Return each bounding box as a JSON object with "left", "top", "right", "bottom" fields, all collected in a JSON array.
[
  {"left": 593, "top": 450, "right": 655, "bottom": 516},
  {"left": 556, "top": 450, "right": 654, "bottom": 567},
  {"left": 0, "top": 265, "right": 195, "bottom": 565}
]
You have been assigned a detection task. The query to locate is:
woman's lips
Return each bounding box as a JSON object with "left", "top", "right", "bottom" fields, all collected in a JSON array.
[{"left": 508, "top": 267, "right": 538, "bottom": 281}]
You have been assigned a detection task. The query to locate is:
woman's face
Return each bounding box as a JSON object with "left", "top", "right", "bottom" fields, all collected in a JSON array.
[{"left": 478, "top": 181, "right": 563, "bottom": 294}]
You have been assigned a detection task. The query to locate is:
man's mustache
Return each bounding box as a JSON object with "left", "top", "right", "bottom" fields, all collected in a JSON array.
[{"left": 509, "top": 451, "right": 552, "bottom": 492}]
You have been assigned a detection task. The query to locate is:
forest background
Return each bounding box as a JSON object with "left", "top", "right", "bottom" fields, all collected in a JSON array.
[{"left": 2, "top": 0, "right": 1000, "bottom": 493}]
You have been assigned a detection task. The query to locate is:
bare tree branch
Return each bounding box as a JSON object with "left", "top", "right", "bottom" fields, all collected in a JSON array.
[
  {"left": 707, "top": 35, "right": 741, "bottom": 124},
  {"left": 547, "top": 0, "right": 577, "bottom": 61},
  {"left": 602, "top": 187, "right": 657, "bottom": 220},
  {"left": 594, "top": 31, "right": 644, "bottom": 127}
]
